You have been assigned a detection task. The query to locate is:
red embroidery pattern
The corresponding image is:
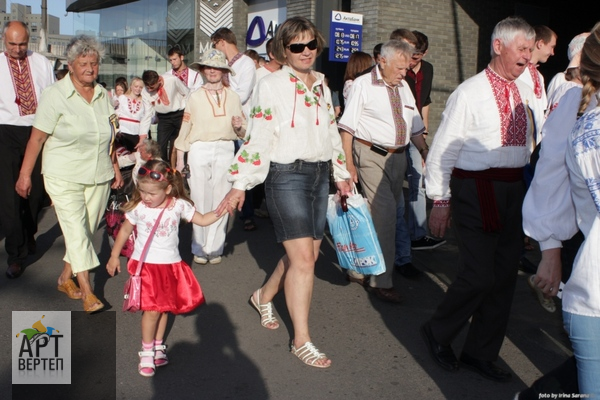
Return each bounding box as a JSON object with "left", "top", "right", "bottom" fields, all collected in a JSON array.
[
  {"left": 127, "top": 98, "right": 142, "bottom": 114},
  {"left": 228, "top": 53, "right": 243, "bottom": 67},
  {"left": 370, "top": 68, "right": 407, "bottom": 146},
  {"left": 527, "top": 64, "right": 542, "bottom": 99},
  {"left": 173, "top": 68, "right": 188, "bottom": 85},
  {"left": 7, "top": 55, "right": 37, "bottom": 116},
  {"left": 387, "top": 86, "right": 407, "bottom": 146},
  {"left": 485, "top": 67, "right": 527, "bottom": 147}
]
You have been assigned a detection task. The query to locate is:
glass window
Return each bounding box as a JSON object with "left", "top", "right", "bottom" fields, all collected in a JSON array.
[{"left": 65, "top": 0, "right": 195, "bottom": 88}]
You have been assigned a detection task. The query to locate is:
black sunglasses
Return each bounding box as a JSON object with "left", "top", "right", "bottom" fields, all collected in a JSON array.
[
  {"left": 138, "top": 166, "right": 168, "bottom": 182},
  {"left": 287, "top": 39, "right": 318, "bottom": 54}
]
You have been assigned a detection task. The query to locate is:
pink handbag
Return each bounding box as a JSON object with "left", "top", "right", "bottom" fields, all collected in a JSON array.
[{"left": 123, "top": 198, "right": 171, "bottom": 312}]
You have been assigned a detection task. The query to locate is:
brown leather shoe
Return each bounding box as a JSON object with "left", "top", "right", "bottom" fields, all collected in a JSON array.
[
  {"left": 368, "top": 287, "right": 402, "bottom": 303},
  {"left": 6, "top": 263, "right": 23, "bottom": 279}
]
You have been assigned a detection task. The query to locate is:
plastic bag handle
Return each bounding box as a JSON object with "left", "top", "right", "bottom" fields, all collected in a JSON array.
[{"left": 341, "top": 195, "right": 349, "bottom": 212}]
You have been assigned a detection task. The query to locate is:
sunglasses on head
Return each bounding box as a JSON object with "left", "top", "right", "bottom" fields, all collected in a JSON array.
[
  {"left": 287, "top": 39, "right": 318, "bottom": 54},
  {"left": 138, "top": 166, "right": 169, "bottom": 182}
]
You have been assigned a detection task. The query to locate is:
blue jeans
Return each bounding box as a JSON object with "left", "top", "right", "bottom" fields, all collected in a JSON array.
[
  {"left": 394, "top": 191, "right": 411, "bottom": 266},
  {"left": 563, "top": 311, "right": 600, "bottom": 396},
  {"left": 406, "top": 143, "right": 428, "bottom": 241}
]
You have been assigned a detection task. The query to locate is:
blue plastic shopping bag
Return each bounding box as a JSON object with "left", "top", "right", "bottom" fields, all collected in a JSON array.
[{"left": 326, "top": 193, "right": 386, "bottom": 275}]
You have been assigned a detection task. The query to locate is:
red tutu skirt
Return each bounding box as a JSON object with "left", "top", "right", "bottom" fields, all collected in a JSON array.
[{"left": 126, "top": 259, "right": 205, "bottom": 315}]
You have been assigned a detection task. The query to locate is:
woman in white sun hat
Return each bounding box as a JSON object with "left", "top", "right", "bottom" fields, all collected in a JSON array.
[{"left": 174, "top": 49, "right": 246, "bottom": 265}]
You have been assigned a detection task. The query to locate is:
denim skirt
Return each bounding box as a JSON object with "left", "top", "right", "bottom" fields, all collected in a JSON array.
[{"left": 264, "top": 160, "right": 331, "bottom": 242}]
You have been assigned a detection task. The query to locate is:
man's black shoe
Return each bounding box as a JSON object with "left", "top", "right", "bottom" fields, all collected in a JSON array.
[
  {"left": 6, "top": 263, "right": 23, "bottom": 279},
  {"left": 395, "top": 262, "right": 422, "bottom": 278},
  {"left": 411, "top": 236, "right": 446, "bottom": 250},
  {"left": 420, "top": 322, "right": 459, "bottom": 371},
  {"left": 460, "top": 353, "right": 512, "bottom": 382}
]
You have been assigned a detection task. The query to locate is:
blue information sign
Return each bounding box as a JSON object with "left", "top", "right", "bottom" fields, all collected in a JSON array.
[{"left": 329, "top": 11, "right": 363, "bottom": 63}]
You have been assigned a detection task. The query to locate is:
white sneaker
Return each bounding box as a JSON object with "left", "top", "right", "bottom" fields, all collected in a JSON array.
[
  {"left": 209, "top": 256, "right": 222, "bottom": 264},
  {"left": 193, "top": 256, "right": 208, "bottom": 265}
]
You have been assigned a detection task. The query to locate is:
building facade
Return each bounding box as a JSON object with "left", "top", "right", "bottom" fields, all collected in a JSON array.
[{"left": 6, "top": 0, "right": 593, "bottom": 133}]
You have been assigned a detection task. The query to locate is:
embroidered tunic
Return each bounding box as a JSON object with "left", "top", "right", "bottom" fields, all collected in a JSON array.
[
  {"left": 227, "top": 65, "right": 350, "bottom": 190},
  {"left": 564, "top": 105, "right": 600, "bottom": 317},
  {"left": 165, "top": 67, "right": 203, "bottom": 92},
  {"left": 517, "top": 64, "right": 547, "bottom": 142},
  {"left": 139, "top": 74, "right": 190, "bottom": 135},
  {"left": 115, "top": 94, "right": 146, "bottom": 135},
  {"left": 425, "top": 67, "right": 535, "bottom": 202},
  {"left": 338, "top": 66, "right": 425, "bottom": 148},
  {"left": 522, "top": 87, "right": 593, "bottom": 251},
  {"left": 174, "top": 87, "right": 244, "bottom": 151},
  {"left": 0, "top": 50, "right": 54, "bottom": 126}
]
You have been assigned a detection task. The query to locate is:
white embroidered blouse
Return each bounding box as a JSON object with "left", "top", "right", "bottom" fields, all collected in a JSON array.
[{"left": 227, "top": 65, "right": 350, "bottom": 191}]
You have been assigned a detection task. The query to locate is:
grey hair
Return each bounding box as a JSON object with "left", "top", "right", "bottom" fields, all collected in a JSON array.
[
  {"left": 380, "top": 39, "right": 414, "bottom": 61},
  {"left": 2, "top": 21, "right": 30, "bottom": 40},
  {"left": 490, "top": 16, "right": 535, "bottom": 58},
  {"left": 140, "top": 139, "right": 161, "bottom": 159},
  {"left": 66, "top": 35, "right": 105, "bottom": 64}
]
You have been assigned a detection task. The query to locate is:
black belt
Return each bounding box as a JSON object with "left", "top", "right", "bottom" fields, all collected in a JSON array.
[
  {"left": 354, "top": 137, "right": 406, "bottom": 154},
  {"left": 156, "top": 109, "right": 184, "bottom": 117}
]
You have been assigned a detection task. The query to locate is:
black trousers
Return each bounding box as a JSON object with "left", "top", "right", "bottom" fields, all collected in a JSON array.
[
  {"left": 0, "top": 125, "right": 44, "bottom": 266},
  {"left": 518, "top": 356, "right": 578, "bottom": 399},
  {"left": 429, "top": 176, "right": 525, "bottom": 360},
  {"left": 156, "top": 109, "right": 184, "bottom": 162}
]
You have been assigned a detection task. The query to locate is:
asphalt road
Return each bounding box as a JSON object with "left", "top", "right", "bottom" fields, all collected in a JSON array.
[{"left": 1, "top": 203, "right": 569, "bottom": 400}]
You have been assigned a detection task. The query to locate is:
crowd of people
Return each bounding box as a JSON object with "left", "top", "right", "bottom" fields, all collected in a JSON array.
[{"left": 2, "top": 12, "right": 600, "bottom": 396}]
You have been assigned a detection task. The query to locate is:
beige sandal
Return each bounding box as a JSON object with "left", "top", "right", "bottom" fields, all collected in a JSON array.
[
  {"left": 290, "top": 341, "right": 331, "bottom": 368},
  {"left": 57, "top": 279, "right": 82, "bottom": 300},
  {"left": 83, "top": 293, "right": 104, "bottom": 313},
  {"left": 249, "top": 289, "right": 279, "bottom": 329}
]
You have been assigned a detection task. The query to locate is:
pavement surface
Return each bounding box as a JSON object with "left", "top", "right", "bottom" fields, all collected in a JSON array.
[{"left": 0, "top": 202, "right": 570, "bottom": 400}]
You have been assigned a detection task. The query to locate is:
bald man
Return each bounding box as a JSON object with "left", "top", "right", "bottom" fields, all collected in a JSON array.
[{"left": 0, "top": 21, "right": 54, "bottom": 278}]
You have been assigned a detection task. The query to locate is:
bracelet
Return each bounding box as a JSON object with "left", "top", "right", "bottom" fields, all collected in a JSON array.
[{"left": 419, "top": 146, "right": 429, "bottom": 154}]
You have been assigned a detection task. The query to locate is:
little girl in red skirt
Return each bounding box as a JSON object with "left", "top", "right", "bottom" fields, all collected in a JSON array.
[{"left": 107, "top": 159, "right": 228, "bottom": 377}]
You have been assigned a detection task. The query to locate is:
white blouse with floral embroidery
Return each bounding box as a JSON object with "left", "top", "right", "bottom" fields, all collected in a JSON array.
[{"left": 227, "top": 65, "right": 350, "bottom": 191}]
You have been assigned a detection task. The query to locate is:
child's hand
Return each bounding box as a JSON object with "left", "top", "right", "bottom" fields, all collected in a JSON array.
[
  {"left": 232, "top": 116, "right": 243, "bottom": 129},
  {"left": 106, "top": 256, "right": 121, "bottom": 277}
]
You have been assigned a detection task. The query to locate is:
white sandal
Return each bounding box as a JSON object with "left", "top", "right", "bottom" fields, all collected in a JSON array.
[
  {"left": 138, "top": 350, "right": 156, "bottom": 377},
  {"left": 154, "top": 344, "right": 169, "bottom": 367},
  {"left": 249, "top": 289, "right": 279, "bottom": 329},
  {"left": 290, "top": 341, "right": 331, "bottom": 369}
]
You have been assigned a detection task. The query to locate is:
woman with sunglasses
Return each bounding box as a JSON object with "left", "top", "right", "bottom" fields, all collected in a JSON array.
[
  {"left": 174, "top": 49, "right": 246, "bottom": 265},
  {"left": 217, "top": 17, "right": 351, "bottom": 369},
  {"left": 16, "top": 35, "right": 123, "bottom": 313}
]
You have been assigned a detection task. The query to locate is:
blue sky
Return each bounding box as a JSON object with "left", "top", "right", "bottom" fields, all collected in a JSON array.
[{"left": 7, "top": 0, "right": 75, "bottom": 34}]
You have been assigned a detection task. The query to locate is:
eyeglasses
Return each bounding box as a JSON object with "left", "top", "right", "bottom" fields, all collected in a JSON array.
[
  {"left": 138, "top": 166, "right": 169, "bottom": 182},
  {"left": 286, "top": 39, "right": 318, "bottom": 54},
  {"left": 211, "top": 39, "right": 221, "bottom": 49}
]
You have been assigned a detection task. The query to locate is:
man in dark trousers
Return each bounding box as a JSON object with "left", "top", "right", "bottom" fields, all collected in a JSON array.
[{"left": 422, "top": 17, "right": 536, "bottom": 382}]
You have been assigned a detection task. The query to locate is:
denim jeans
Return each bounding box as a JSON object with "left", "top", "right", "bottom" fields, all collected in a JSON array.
[
  {"left": 563, "top": 311, "right": 600, "bottom": 396},
  {"left": 394, "top": 192, "right": 411, "bottom": 266},
  {"left": 406, "top": 143, "right": 428, "bottom": 241}
]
